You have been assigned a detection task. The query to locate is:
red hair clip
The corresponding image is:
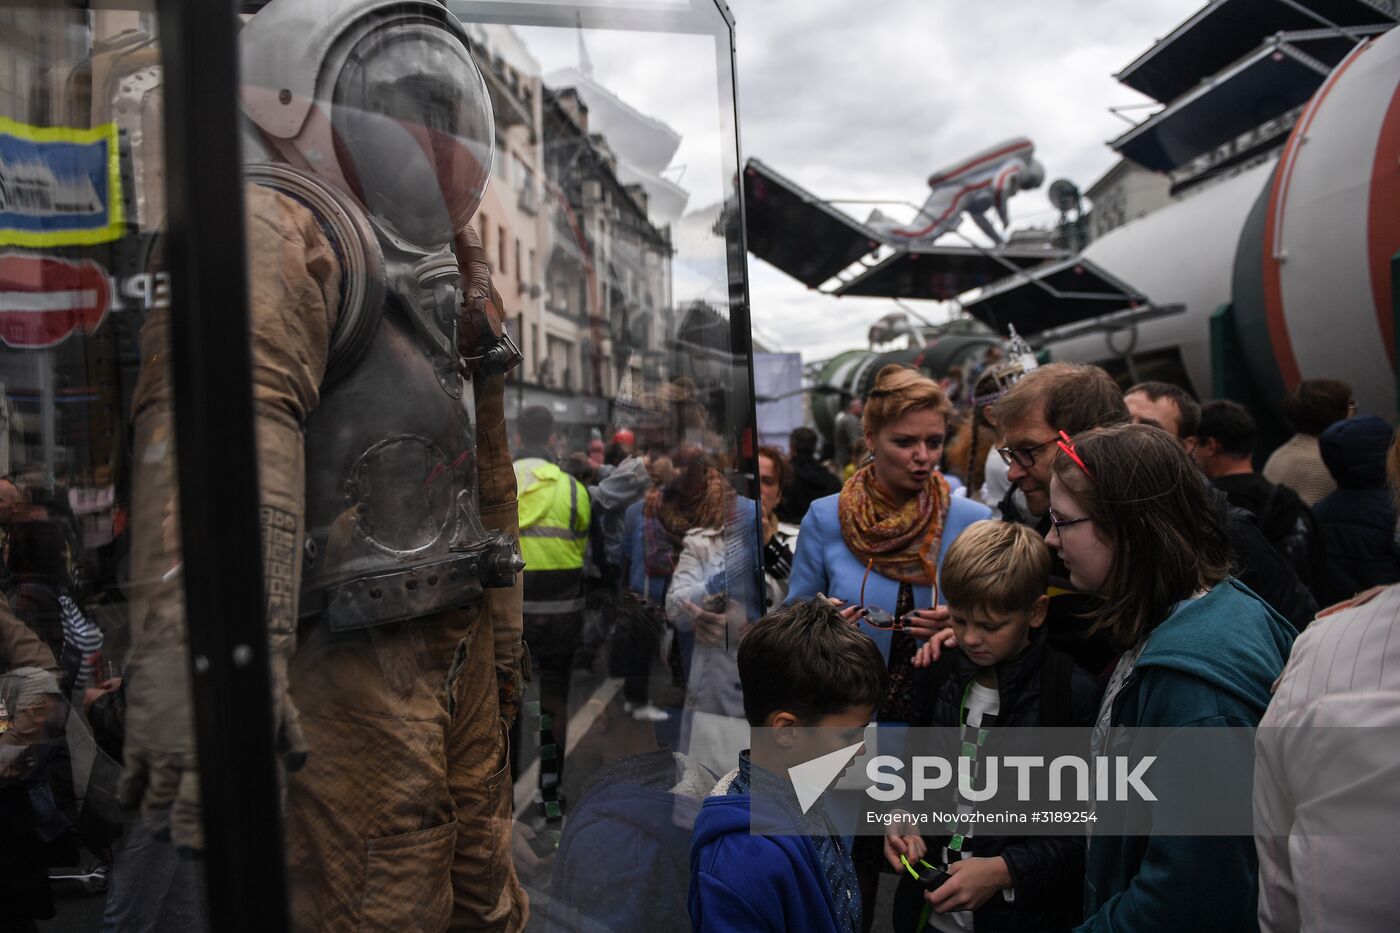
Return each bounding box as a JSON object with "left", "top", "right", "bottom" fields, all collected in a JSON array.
[{"left": 1056, "top": 430, "right": 1094, "bottom": 481}]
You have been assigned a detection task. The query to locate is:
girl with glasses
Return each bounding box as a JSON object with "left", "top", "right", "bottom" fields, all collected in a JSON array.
[{"left": 1046, "top": 423, "right": 1296, "bottom": 932}]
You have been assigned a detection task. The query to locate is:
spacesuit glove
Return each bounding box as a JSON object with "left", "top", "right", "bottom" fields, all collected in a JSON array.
[
  {"left": 454, "top": 223, "right": 493, "bottom": 344},
  {"left": 453, "top": 222, "right": 515, "bottom": 371}
]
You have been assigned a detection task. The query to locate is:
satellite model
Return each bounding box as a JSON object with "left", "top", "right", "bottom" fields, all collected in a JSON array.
[{"left": 866, "top": 136, "right": 1045, "bottom": 246}]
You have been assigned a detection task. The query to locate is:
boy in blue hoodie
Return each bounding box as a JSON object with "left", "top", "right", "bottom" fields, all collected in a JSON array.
[{"left": 689, "top": 598, "right": 890, "bottom": 933}]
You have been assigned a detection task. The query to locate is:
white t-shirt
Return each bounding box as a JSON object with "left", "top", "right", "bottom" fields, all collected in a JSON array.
[{"left": 980, "top": 447, "right": 1011, "bottom": 505}]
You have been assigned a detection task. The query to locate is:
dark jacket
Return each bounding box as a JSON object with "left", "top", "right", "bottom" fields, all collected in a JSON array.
[
  {"left": 893, "top": 632, "right": 1104, "bottom": 933},
  {"left": 1314, "top": 416, "right": 1400, "bottom": 606},
  {"left": 777, "top": 456, "right": 842, "bottom": 524},
  {"left": 1212, "top": 473, "right": 1325, "bottom": 595},
  {"left": 1079, "top": 579, "right": 1295, "bottom": 933},
  {"left": 1211, "top": 487, "right": 1319, "bottom": 631}
]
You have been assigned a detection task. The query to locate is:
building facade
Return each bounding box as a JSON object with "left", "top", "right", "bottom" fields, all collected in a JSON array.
[{"left": 465, "top": 24, "right": 677, "bottom": 453}]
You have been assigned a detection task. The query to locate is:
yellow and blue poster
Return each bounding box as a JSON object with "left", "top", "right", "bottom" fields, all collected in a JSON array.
[{"left": 0, "top": 116, "right": 125, "bottom": 248}]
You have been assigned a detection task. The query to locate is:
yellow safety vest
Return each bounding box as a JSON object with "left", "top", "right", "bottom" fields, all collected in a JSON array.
[{"left": 514, "top": 458, "right": 591, "bottom": 573}]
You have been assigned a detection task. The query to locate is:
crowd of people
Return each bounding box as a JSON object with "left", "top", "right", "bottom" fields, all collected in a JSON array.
[
  {"left": 2, "top": 353, "right": 1397, "bottom": 932},
  {"left": 487, "top": 360, "right": 1400, "bottom": 932},
  {"left": 0, "top": 475, "right": 133, "bottom": 928},
  {"left": 458, "top": 356, "right": 1400, "bottom": 932},
  {"left": 688, "top": 363, "right": 1399, "bottom": 933}
]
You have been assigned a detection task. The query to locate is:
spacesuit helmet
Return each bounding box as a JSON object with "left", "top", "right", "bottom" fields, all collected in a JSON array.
[{"left": 240, "top": 0, "right": 494, "bottom": 251}]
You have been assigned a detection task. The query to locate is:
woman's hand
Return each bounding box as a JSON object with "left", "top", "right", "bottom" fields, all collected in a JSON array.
[
  {"left": 819, "top": 594, "right": 869, "bottom": 627},
  {"left": 83, "top": 676, "right": 123, "bottom": 715},
  {"left": 683, "top": 599, "right": 729, "bottom": 646},
  {"left": 684, "top": 599, "right": 750, "bottom": 647},
  {"left": 926, "top": 856, "right": 1012, "bottom": 913},
  {"left": 912, "top": 629, "right": 958, "bottom": 668},
  {"left": 901, "top": 606, "right": 951, "bottom": 641}
]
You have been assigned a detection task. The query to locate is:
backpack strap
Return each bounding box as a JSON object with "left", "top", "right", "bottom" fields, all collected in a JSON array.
[{"left": 1039, "top": 646, "right": 1075, "bottom": 727}]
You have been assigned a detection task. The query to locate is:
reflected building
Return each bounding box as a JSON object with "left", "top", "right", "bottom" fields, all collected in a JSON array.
[
  {"left": 0, "top": 6, "right": 150, "bottom": 507},
  {"left": 465, "top": 24, "right": 678, "bottom": 453}
]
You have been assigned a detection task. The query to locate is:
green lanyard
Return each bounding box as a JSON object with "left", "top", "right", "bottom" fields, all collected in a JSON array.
[{"left": 949, "top": 677, "right": 996, "bottom": 852}]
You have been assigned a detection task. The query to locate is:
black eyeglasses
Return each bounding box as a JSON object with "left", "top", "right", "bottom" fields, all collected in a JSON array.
[
  {"left": 1047, "top": 506, "right": 1091, "bottom": 532},
  {"left": 997, "top": 437, "right": 1058, "bottom": 468}
]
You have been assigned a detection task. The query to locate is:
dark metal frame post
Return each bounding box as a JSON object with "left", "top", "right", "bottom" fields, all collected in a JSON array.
[
  {"left": 710, "top": 2, "right": 765, "bottom": 602},
  {"left": 158, "top": 0, "right": 290, "bottom": 928}
]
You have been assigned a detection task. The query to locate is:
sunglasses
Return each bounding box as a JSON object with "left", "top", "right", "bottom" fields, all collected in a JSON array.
[{"left": 854, "top": 558, "right": 938, "bottom": 630}]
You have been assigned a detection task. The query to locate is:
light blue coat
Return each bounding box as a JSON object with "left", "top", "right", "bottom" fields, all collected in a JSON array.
[{"left": 785, "top": 491, "right": 992, "bottom": 663}]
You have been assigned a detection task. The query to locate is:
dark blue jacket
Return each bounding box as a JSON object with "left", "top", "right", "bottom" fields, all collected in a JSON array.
[
  {"left": 690, "top": 793, "right": 842, "bottom": 933},
  {"left": 1314, "top": 415, "right": 1400, "bottom": 606},
  {"left": 549, "top": 751, "right": 709, "bottom": 932},
  {"left": 1078, "top": 580, "right": 1295, "bottom": 933}
]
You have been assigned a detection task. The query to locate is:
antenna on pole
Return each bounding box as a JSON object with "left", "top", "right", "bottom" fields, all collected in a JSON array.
[{"left": 1049, "top": 178, "right": 1084, "bottom": 252}]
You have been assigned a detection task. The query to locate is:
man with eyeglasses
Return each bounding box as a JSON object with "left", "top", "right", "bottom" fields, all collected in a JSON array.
[
  {"left": 979, "top": 364, "right": 1317, "bottom": 670},
  {"left": 981, "top": 363, "right": 1129, "bottom": 674}
]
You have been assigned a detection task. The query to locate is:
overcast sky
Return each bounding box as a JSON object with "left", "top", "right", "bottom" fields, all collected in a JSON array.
[
  {"left": 727, "top": 0, "right": 1203, "bottom": 360},
  {"left": 515, "top": 0, "right": 1207, "bottom": 361}
]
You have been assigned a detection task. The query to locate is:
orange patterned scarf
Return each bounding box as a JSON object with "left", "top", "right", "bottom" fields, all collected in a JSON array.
[{"left": 838, "top": 464, "right": 950, "bottom": 585}]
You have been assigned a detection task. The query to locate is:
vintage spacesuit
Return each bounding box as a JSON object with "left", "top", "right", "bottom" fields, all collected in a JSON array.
[{"left": 119, "top": 0, "right": 529, "bottom": 929}]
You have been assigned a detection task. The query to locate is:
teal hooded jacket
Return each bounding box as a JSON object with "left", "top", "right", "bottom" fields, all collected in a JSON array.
[{"left": 1078, "top": 579, "right": 1296, "bottom": 933}]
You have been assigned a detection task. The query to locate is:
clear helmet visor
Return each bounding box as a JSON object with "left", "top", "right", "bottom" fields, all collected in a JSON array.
[{"left": 331, "top": 22, "right": 493, "bottom": 249}]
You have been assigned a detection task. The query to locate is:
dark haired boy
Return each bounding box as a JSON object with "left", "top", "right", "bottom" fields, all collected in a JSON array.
[
  {"left": 893, "top": 521, "right": 1102, "bottom": 932},
  {"left": 689, "top": 599, "right": 888, "bottom": 933}
]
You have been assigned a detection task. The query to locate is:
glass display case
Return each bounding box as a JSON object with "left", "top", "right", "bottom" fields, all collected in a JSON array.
[{"left": 0, "top": 1, "right": 755, "bottom": 929}]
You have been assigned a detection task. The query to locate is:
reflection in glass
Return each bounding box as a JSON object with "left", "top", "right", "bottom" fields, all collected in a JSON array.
[
  {"left": 0, "top": 3, "right": 208, "bottom": 929},
  {"left": 3, "top": 2, "right": 754, "bottom": 929},
  {"left": 459, "top": 12, "right": 759, "bottom": 929}
]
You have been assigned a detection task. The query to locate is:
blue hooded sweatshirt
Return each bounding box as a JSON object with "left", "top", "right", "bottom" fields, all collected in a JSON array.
[
  {"left": 689, "top": 775, "right": 846, "bottom": 933},
  {"left": 1077, "top": 579, "right": 1296, "bottom": 933}
]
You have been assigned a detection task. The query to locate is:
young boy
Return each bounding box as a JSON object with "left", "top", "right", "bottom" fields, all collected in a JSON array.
[
  {"left": 689, "top": 598, "right": 888, "bottom": 933},
  {"left": 891, "top": 521, "right": 1103, "bottom": 933}
]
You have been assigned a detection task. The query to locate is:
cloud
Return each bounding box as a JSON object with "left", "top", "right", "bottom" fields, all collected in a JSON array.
[
  {"left": 730, "top": 0, "right": 1202, "bottom": 360},
  {"left": 505, "top": 1, "right": 1203, "bottom": 361}
]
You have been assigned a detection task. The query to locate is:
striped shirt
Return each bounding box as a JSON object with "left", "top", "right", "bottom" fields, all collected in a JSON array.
[{"left": 60, "top": 594, "right": 102, "bottom": 690}]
